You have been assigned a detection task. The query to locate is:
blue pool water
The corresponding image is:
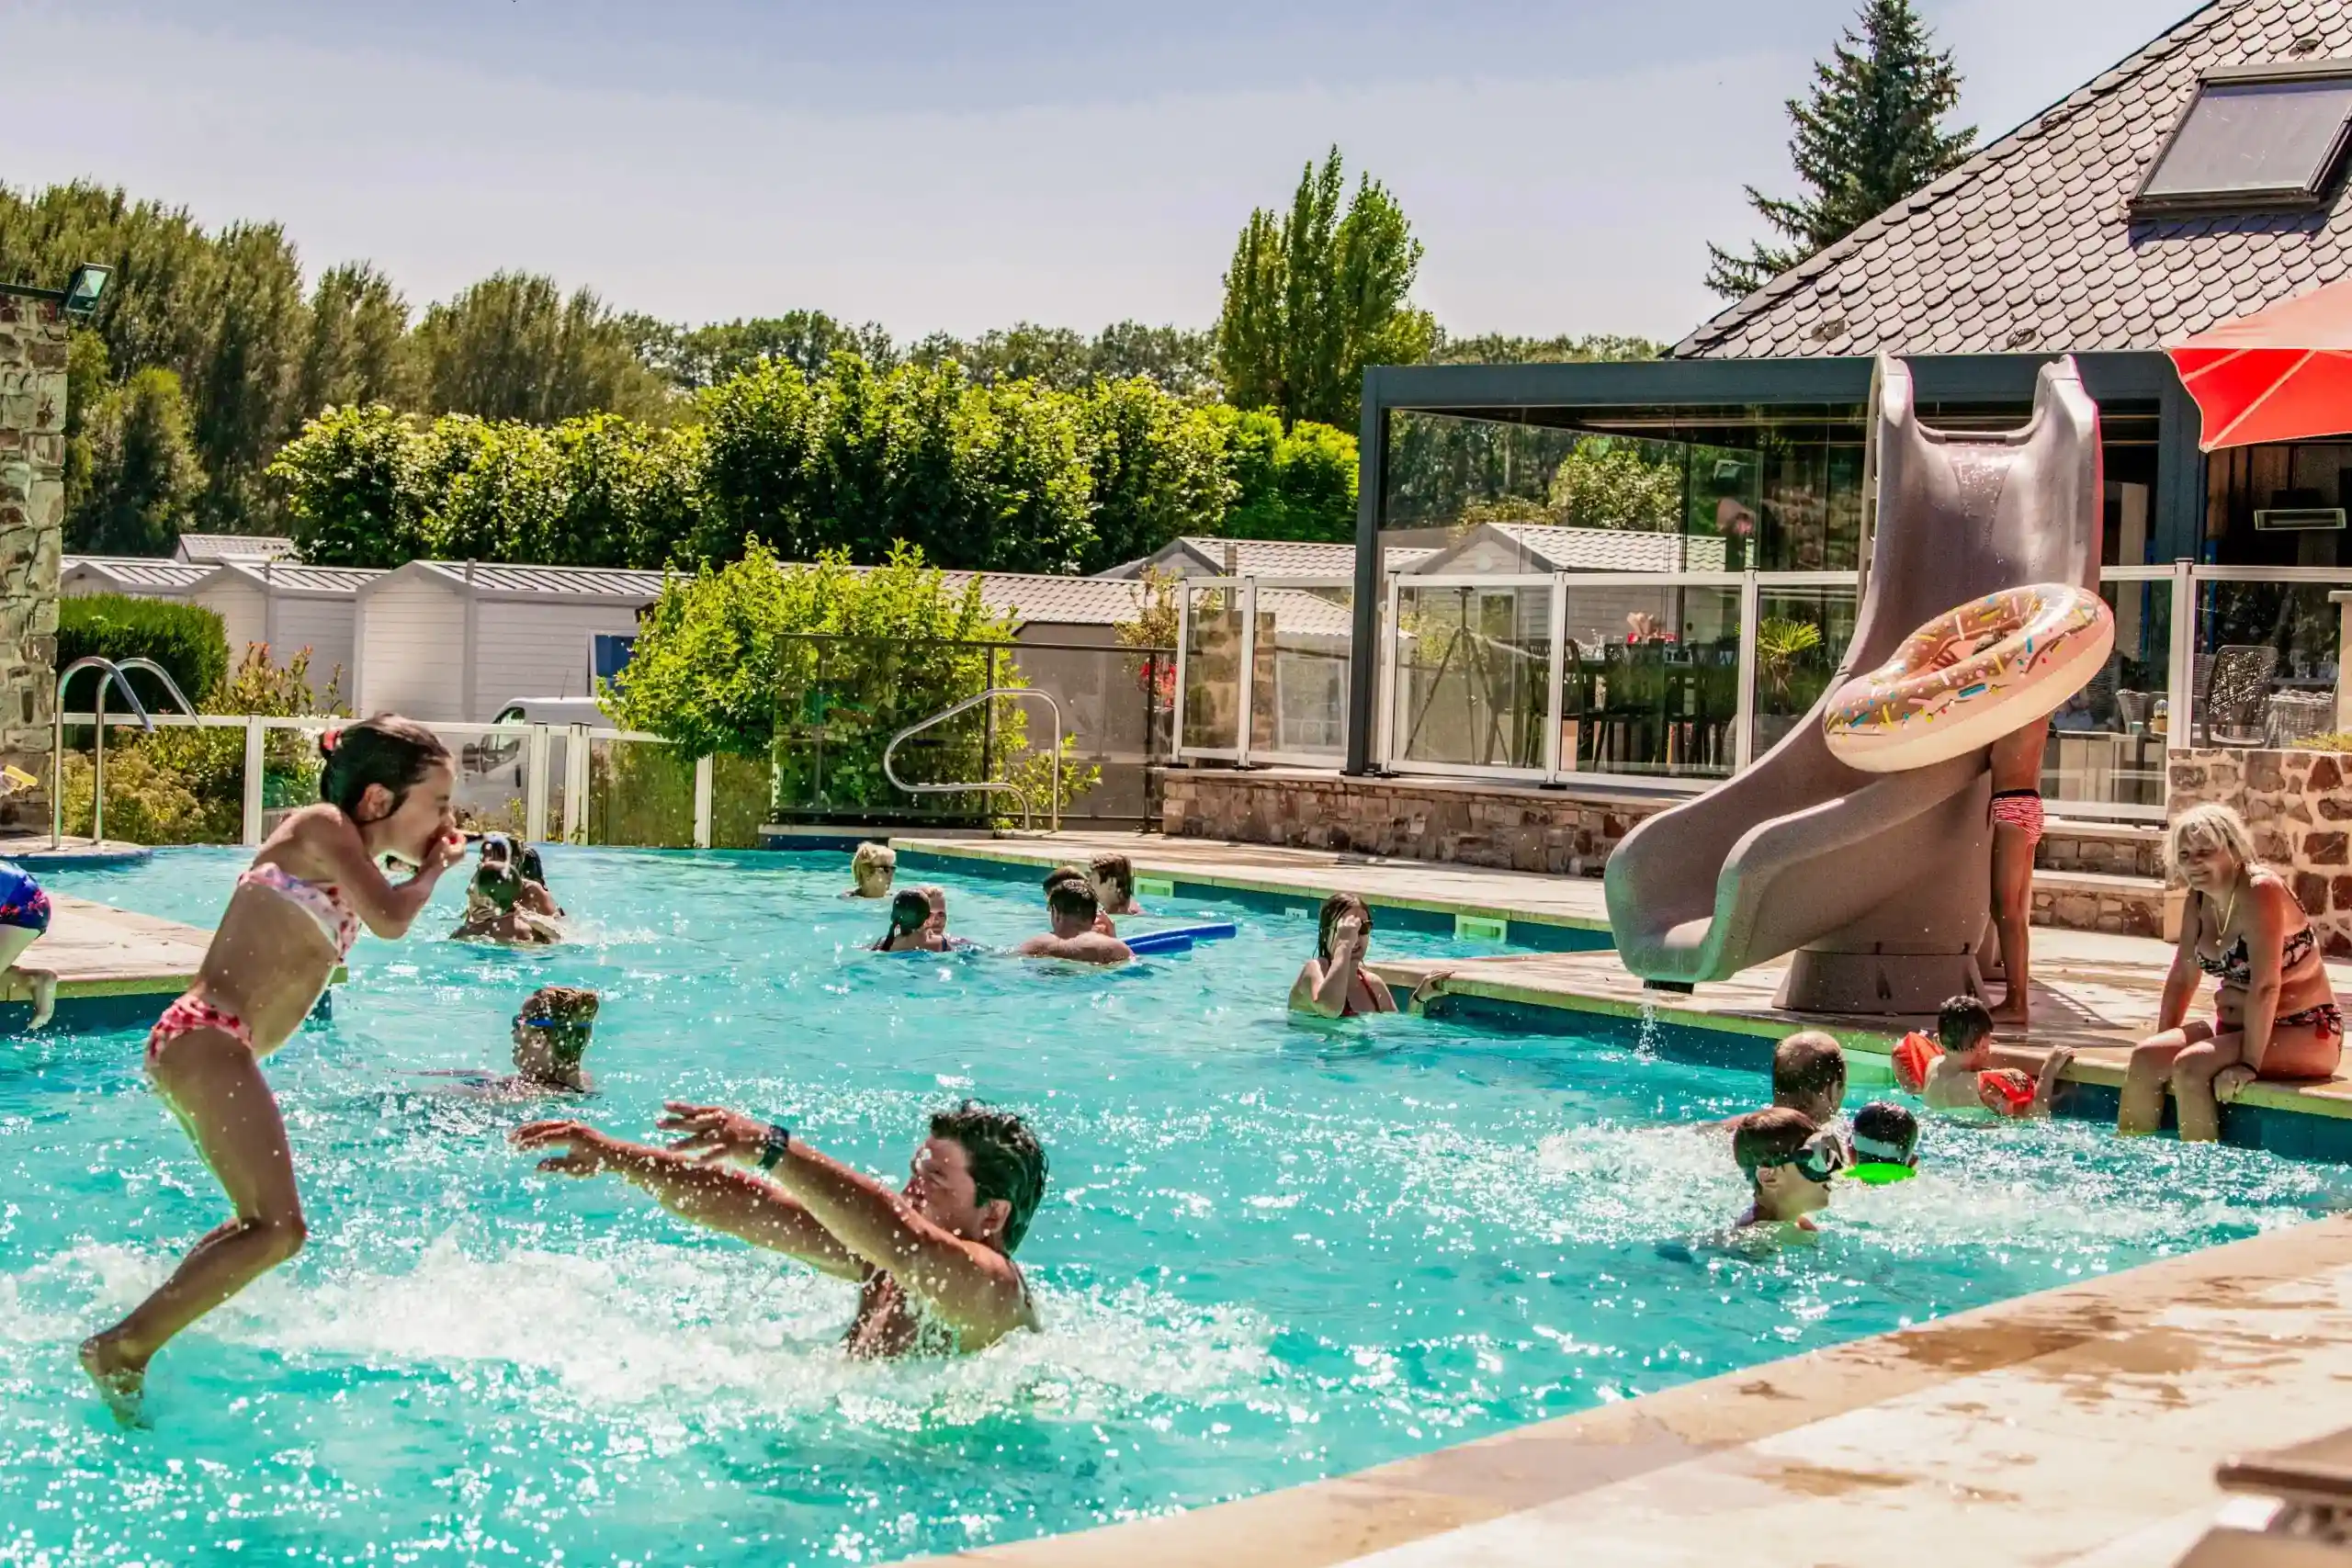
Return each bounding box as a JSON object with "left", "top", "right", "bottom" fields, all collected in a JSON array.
[{"left": 3, "top": 847, "right": 2348, "bottom": 1565}]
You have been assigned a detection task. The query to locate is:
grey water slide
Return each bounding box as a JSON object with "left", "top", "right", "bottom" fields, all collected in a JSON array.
[{"left": 1602, "top": 355, "right": 2103, "bottom": 1014}]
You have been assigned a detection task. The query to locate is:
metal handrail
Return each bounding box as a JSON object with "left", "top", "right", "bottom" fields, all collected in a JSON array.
[
  {"left": 52, "top": 657, "right": 154, "bottom": 849},
  {"left": 881, "top": 687, "right": 1063, "bottom": 834}
]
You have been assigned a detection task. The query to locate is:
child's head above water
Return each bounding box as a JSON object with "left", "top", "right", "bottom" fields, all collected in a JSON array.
[
  {"left": 319, "top": 715, "right": 456, "bottom": 861},
  {"left": 850, "top": 841, "right": 896, "bottom": 897},
  {"left": 512, "top": 984, "right": 598, "bottom": 1086},
  {"left": 1317, "top": 892, "right": 1373, "bottom": 962},
  {"left": 1770, "top": 1031, "right": 1847, "bottom": 1123},
  {"left": 1088, "top": 852, "right": 1135, "bottom": 911},
  {"left": 1938, "top": 993, "right": 1996, "bottom": 1060},
  {"left": 877, "top": 889, "right": 931, "bottom": 948},
  {"left": 1849, "top": 1100, "right": 1921, "bottom": 1184},
  {"left": 1733, "top": 1106, "right": 1844, "bottom": 1223},
  {"left": 1046, "top": 876, "right": 1100, "bottom": 936}
]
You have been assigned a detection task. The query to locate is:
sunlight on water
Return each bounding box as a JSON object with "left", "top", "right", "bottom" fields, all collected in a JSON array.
[{"left": 0, "top": 846, "right": 2345, "bottom": 1564}]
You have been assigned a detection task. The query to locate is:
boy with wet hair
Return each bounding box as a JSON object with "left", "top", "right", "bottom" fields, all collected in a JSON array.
[
  {"left": 1771, "top": 1031, "right": 1849, "bottom": 1126},
  {"left": 1896, "top": 995, "right": 2074, "bottom": 1117},
  {"left": 1849, "top": 1100, "right": 1921, "bottom": 1183},
  {"left": 1017, "top": 878, "right": 1131, "bottom": 965},
  {"left": 1732, "top": 1107, "right": 1845, "bottom": 1231}
]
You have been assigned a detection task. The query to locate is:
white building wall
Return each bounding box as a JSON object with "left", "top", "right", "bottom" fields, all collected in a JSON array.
[
  {"left": 357, "top": 577, "right": 468, "bottom": 720},
  {"left": 191, "top": 579, "right": 266, "bottom": 667},
  {"left": 469, "top": 599, "right": 647, "bottom": 718},
  {"left": 271, "top": 597, "right": 359, "bottom": 702}
]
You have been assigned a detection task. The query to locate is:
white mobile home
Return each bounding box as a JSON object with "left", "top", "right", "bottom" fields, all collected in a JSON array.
[
  {"left": 188, "top": 562, "right": 379, "bottom": 694},
  {"left": 354, "top": 561, "right": 668, "bottom": 722},
  {"left": 61, "top": 557, "right": 214, "bottom": 601}
]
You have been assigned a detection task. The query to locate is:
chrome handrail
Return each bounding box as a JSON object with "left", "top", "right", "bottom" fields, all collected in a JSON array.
[
  {"left": 881, "top": 688, "right": 1063, "bottom": 834},
  {"left": 52, "top": 657, "right": 156, "bottom": 849}
]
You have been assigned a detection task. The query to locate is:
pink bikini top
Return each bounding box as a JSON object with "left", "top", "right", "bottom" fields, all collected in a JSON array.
[{"left": 240, "top": 862, "right": 361, "bottom": 958}]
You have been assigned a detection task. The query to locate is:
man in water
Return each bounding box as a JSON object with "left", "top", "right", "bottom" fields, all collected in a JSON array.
[
  {"left": 512, "top": 1100, "right": 1046, "bottom": 1356},
  {"left": 1017, "top": 877, "right": 1130, "bottom": 965}
]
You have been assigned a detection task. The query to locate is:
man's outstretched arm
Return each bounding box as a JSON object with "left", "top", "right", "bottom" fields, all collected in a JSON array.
[
  {"left": 514, "top": 1120, "right": 865, "bottom": 1280},
  {"left": 661, "top": 1103, "right": 1030, "bottom": 1341}
]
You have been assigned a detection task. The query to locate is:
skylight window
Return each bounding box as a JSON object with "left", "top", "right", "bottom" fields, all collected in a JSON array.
[{"left": 2133, "top": 62, "right": 2352, "bottom": 217}]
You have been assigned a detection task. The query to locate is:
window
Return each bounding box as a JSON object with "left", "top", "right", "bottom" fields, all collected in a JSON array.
[
  {"left": 2133, "top": 62, "right": 2352, "bottom": 216},
  {"left": 592, "top": 634, "right": 638, "bottom": 688}
]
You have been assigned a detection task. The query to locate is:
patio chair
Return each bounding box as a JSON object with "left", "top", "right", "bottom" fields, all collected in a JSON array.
[{"left": 2199, "top": 645, "right": 2281, "bottom": 747}]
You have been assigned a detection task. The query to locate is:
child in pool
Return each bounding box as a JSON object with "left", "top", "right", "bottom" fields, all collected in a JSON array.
[
  {"left": 1733, "top": 1106, "right": 1844, "bottom": 1232},
  {"left": 1088, "top": 853, "right": 1146, "bottom": 920},
  {"left": 452, "top": 858, "right": 560, "bottom": 945},
  {"left": 1848, "top": 1100, "right": 1921, "bottom": 1183},
  {"left": 873, "top": 889, "right": 944, "bottom": 953},
  {"left": 428, "top": 985, "right": 600, "bottom": 1096},
  {"left": 0, "top": 860, "right": 57, "bottom": 1029},
  {"left": 1042, "top": 864, "right": 1119, "bottom": 937},
  {"left": 844, "top": 842, "right": 896, "bottom": 900},
  {"left": 1899, "top": 995, "right": 2074, "bottom": 1118},
  {"left": 1290, "top": 893, "right": 1396, "bottom": 1018},
  {"left": 81, "top": 716, "right": 466, "bottom": 1407},
  {"left": 514, "top": 843, "right": 562, "bottom": 919},
  {"left": 1017, "top": 878, "right": 1131, "bottom": 965}
]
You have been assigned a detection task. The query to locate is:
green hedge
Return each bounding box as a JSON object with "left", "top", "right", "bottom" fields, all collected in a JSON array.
[{"left": 57, "top": 593, "right": 230, "bottom": 708}]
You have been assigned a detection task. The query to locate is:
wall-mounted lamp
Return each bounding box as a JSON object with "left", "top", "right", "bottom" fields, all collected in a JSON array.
[{"left": 0, "top": 264, "right": 112, "bottom": 321}]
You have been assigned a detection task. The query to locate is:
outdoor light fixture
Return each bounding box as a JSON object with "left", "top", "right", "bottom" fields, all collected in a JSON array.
[{"left": 0, "top": 262, "right": 112, "bottom": 319}]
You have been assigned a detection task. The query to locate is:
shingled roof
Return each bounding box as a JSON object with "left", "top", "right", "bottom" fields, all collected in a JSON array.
[{"left": 1676, "top": 0, "right": 2352, "bottom": 360}]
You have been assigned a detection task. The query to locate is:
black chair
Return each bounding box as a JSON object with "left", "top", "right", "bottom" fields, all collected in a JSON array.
[{"left": 2198, "top": 644, "right": 2280, "bottom": 747}]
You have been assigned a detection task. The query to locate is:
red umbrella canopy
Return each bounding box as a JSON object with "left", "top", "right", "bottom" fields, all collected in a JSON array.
[{"left": 2168, "top": 276, "right": 2352, "bottom": 450}]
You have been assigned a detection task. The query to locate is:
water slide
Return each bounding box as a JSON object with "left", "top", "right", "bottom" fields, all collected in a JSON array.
[{"left": 1602, "top": 355, "right": 2103, "bottom": 1014}]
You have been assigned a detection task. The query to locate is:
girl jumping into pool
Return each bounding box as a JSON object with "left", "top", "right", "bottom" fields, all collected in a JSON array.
[
  {"left": 2120, "top": 803, "right": 2343, "bottom": 1142},
  {"left": 80, "top": 716, "right": 465, "bottom": 1407},
  {"left": 1289, "top": 893, "right": 1396, "bottom": 1018}
]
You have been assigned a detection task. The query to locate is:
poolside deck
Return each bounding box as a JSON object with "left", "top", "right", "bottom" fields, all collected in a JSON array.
[
  {"left": 0, "top": 893, "right": 225, "bottom": 1028},
  {"left": 895, "top": 833, "right": 2352, "bottom": 1134},
  {"left": 938, "top": 1215, "right": 2352, "bottom": 1568}
]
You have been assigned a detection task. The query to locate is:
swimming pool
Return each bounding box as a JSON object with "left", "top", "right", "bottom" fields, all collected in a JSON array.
[{"left": 3, "top": 847, "right": 2347, "bottom": 1565}]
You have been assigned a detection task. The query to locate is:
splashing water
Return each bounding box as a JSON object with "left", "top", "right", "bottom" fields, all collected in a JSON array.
[{"left": 0, "top": 847, "right": 2343, "bottom": 1564}]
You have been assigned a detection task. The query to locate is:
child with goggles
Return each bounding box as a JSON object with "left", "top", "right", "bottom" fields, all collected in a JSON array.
[{"left": 1732, "top": 1107, "right": 1847, "bottom": 1231}]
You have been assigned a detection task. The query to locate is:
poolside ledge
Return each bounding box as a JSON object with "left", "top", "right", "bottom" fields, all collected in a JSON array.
[
  {"left": 928, "top": 1214, "right": 2352, "bottom": 1568},
  {"left": 0, "top": 892, "right": 324, "bottom": 1031}
]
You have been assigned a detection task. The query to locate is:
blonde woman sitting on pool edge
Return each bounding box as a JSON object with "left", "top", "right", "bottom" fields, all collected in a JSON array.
[{"left": 2120, "top": 803, "right": 2343, "bottom": 1142}]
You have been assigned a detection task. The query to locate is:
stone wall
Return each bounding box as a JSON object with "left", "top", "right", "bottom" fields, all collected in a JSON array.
[
  {"left": 0, "top": 295, "right": 63, "bottom": 828},
  {"left": 1160, "top": 769, "right": 1669, "bottom": 874},
  {"left": 2037, "top": 822, "right": 2165, "bottom": 879},
  {"left": 2167, "top": 747, "right": 2352, "bottom": 957}
]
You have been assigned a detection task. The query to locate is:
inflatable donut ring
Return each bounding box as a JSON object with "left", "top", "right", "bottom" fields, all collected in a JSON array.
[{"left": 1823, "top": 584, "right": 2114, "bottom": 773}]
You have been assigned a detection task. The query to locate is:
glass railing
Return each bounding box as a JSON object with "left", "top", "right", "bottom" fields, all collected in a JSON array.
[{"left": 1169, "top": 562, "right": 2352, "bottom": 822}]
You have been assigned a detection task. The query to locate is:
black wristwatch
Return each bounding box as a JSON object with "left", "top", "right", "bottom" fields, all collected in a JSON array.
[{"left": 756, "top": 1122, "right": 792, "bottom": 1171}]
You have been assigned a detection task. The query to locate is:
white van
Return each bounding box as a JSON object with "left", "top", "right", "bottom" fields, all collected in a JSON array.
[
  {"left": 490, "top": 698, "right": 612, "bottom": 728},
  {"left": 455, "top": 699, "right": 616, "bottom": 824}
]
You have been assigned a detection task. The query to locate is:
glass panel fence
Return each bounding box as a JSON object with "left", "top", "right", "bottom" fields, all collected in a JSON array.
[
  {"left": 2186, "top": 574, "right": 2350, "bottom": 751},
  {"left": 587, "top": 736, "right": 698, "bottom": 848},
  {"left": 1180, "top": 583, "right": 1244, "bottom": 757},
  {"left": 1392, "top": 581, "right": 1553, "bottom": 773},
  {"left": 1750, "top": 582, "right": 1857, "bottom": 761},
  {"left": 1559, "top": 581, "right": 1740, "bottom": 780},
  {"left": 1252, "top": 584, "right": 1352, "bottom": 766},
  {"left": 709, "top": 752, "right": 772, "bottom": 849},
  {"left": 2041, "top": 575, "right": 2173, "bottom": 813}
]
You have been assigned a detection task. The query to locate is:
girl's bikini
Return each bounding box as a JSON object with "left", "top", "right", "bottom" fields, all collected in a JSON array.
[{"left": 145, "top": 863, "right": 360, "bottom": 1061}]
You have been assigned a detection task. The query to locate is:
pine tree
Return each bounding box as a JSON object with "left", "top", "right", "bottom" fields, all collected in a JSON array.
[{"left": 1705, "top": 0, "right": 1976, "bottom": 300}]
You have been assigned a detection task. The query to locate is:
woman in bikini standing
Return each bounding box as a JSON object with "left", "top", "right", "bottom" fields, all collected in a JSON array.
[
  {"left": 2120, "top": 803, "right": 2342, "bottom": 1142},
  {"left": 81, "top": 716, "right": 466, "bottom": 1406}
]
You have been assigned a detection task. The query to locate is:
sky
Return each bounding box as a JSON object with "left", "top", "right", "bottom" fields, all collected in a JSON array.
[{"left": 9, "top": 0, "right": 2200, "bottom": 344}]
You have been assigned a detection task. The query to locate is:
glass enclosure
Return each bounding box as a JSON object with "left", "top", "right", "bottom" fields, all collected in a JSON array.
[
  {"left": 1559, "top": 580, "right": 1740, "bottom": 779},
  {"left": 1390, "top": 581, "right": 1554, "bottom": 773}
]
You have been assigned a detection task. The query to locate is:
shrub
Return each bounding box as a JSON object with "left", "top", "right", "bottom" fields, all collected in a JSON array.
[{"left": 57, "top": 593, "right": 230, "bottom": 708}]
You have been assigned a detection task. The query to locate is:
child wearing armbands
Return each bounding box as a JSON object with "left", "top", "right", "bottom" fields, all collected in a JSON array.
[{"left": 1892, "top": 995, "right": 2074, "bottom": 1119}]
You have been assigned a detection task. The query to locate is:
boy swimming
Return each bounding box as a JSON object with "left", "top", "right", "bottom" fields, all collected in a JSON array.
[
  {"left": 435, "top": 985, "right": 600, "bottom": 1096},
  {"left": 1732, "top": 1106, "right": 1846, "bottom": 1232},
  {"left": 1896, "top": 995, "right": 2075, "bottom": 1118},
  {"left": 1017, "top": 878, "right": 1131, "bottom": 965},
  {"left": 1848, "top": 1100, "right": 1921, "bottom": 1183}
]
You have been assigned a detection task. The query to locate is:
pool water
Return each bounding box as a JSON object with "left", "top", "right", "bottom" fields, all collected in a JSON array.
[{"left": 3, "top": 848, "right": 2347, "bottom": 1565}]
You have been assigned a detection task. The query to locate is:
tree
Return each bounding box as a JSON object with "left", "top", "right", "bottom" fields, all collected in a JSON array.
[
  {"left": 1076, "top": 378, "right": 1233, "bottom": 571},
  {"left": 1214, "top": 407, "right": 1357, "bottom": 542},
  {"left": 1706, "top": 0, "right": 1975, "bottom": 299},
  {"left": 268, "top": 402, "right": 424, "bottom": 567},
  {"left": 647, "top": 310, "right": 899, "bottom": 389},
  {"left": 292, "top": 262, "right": 416, "bottom": 422},
  {"left": 412, "top": 272, "right": 677, "bottom": 424},
  {"left": 1548, "top": 438, "right": 1683, "bottom": 531},
  {"left": 1216, "top": 147, "right": 1434, "bottom": 432},
  {"left": 69, "top": 367, "right": 207, "bottom": 556},
  {"left": 1428, "top": 332, "right": 1663, "bottom": 365}
]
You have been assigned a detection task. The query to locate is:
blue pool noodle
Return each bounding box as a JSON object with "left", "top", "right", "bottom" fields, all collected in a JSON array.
[{"left": 1123, "top": 921, "right": 1238, "bottom": 956}]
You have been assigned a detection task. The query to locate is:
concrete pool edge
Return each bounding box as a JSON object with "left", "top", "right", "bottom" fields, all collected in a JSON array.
[{"left": 930, "top": 1213, "right": 2352, "bottom": 1568}]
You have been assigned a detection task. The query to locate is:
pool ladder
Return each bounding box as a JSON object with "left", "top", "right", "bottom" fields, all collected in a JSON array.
[
  {"left": 882, "top": 688, "right": 1062, "bottom": 835},
  {"left": 51, "top": 656, "right": 198, "bottom": 849}
]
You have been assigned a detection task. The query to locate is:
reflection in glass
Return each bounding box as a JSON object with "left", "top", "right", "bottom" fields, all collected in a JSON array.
[
  {"left": 1560, "top": 584, "right": 1739, "bottom": 779},
  {"left": 1182, "top": 586, "right": 1244, "bottom": 754},
  {"left": 1751, "top": 587, "right": 1858, "bottom": 759},
  {"left": 2187, "top": 581, "right": 2345, "bottom": 750},
  {"left": 2038, "top": 580, "right": 2172, "bottom": 808},
  {"left": 1253, "top": 586, "right": 1353, "bottom": 761},
  {"left": 1394, "top": 584, "right": 1552, "bottom": 771}
]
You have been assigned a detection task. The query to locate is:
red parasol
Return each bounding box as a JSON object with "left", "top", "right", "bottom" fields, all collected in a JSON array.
[{"left": 2167, "top": 276, "right": 2352, "bottom": 450}]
